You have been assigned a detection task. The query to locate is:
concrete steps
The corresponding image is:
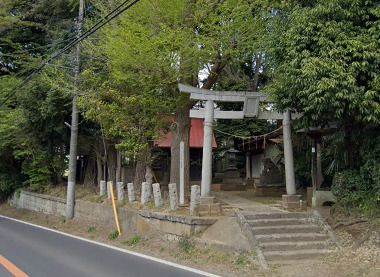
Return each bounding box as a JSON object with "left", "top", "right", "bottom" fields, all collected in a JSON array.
[
  {"left": 247, "top": 218, "right": 311, "bottom": 226},
  {"left": 264, "top": 249, "right": 335, "bottom": 261},
  {"left": 260, "top": 241, "right": 332, "bottom": 251},
  {"left": 243, "top": 212, "right": 309, "bottom": 220},
  {"left": 251, "top": 224, "right": 322, "bottom": 235},
  {"left": 256, "top": 233, "right": 330, "bottom": 243},
  {"left": 237, "top": 211, "right": 338, "bottom": 264}
]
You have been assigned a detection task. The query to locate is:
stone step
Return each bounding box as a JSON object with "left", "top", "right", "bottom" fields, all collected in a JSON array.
[
  {"left": 256, "top": 233, "right": 329, "bottom": 243},
  {"left": 247, "top": 218, "right": 313, "bottom": 227},
  {"left": 260, "top": 241, "right": 332, "bottom": 251},
  {"left": 243, "top": 212, "right": 310, "bottom": 220},
  {"left": 263, "top": 249, "right": 334, "bottom": 261},
  {"left": 251, "top": 224, "right": 322, "bottom": 235}
]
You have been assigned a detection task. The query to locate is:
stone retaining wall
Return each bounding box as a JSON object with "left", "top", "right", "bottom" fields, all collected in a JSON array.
[{"left": 9, "top": 191, "right": 216, "bottom": 237}]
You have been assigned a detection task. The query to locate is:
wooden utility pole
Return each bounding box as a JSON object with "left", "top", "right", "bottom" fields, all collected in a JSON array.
[{"left": 66, "top": 0, "right": 84, "bottom": 219}]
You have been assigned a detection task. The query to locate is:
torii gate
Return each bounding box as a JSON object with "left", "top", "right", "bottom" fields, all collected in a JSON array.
[{"left": 179, "top": 84, "right": 300, "bottom": 207}]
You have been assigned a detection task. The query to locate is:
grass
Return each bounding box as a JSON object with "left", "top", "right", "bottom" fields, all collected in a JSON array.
[
  {"left": 175, "top": 236, "right": 257, "bottom": 271},
  {"left": 108, "top": 230, "right": 120, "bottom": 240},
  {"left": 178, "top": 235, "right": 195, "bottom": 254},
  {"left": 122, "top": 235, "right": 141, "bottom": 247},
  {"left": 87, "top": 226, "right": 96, "bottom": 233}
]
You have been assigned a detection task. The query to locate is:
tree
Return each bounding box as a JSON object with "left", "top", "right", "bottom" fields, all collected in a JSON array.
[
  {"left": 0, "top": 0, "right": 77, "bottom": 197},
  {"left": 267, "top": 0, "right": 380, "bottom": 126},
  {"left": 266, "top": 0, "right": 380, "bottom": 213},
  {"left": 79, "top": 0, "right": 271, "bottom": 193}
]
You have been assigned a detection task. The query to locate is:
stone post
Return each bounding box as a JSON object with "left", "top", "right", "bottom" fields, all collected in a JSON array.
[
  {"left": 145, "top": 165, "right": 153, "bottom": 198},
  {"left": 100, "top": 180, "right": 106, "bottom": 196},
  {"left": 179, "top": 141, "right": 185, "bottom": 205},
  {"left": 190, "top": 185, "right": 201, "bottom": 216},
  {"left": 201, "top": 100, "right": 214, "bottom": 197},
  {"left": 168, "top": 183, "right": 178, "bottom": 210},
  {"left": 127, "top": 182, "right": 135, "bottom": 202},
  {"left": 282, "top": 111, "right": 301, "bottom": 209},
  {"left": 152, "top": 183, "right": 163, "bottom": 208},
  {"left": 246, "top": 152, "right": 251, "bottom": 180},
  {"left": 107, "top": 181, "right": 112, "bottom": 199},
  {"left": 282, "top": 111, "right": 296, "bottom": 195},
  {"left": 141, "top": 182, "right": 150, "bottom": 205},
  {"left": 117, "top": 182, "right": 124, "bottom": 202}
]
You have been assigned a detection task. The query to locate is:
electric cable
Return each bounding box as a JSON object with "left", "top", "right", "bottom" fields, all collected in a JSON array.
[{"left": 0, "top": 0, "right": 142, "bottom": 107}]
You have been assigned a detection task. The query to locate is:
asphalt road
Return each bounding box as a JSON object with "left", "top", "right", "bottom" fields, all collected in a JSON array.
[{"left": 0, "top": 215, "right": 218, "bottom": 277}]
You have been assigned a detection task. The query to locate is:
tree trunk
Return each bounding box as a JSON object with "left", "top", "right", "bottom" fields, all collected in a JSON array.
[
  {"left": 170, "top": 100, "right": 191, "bottom": 195},
  {"left": 134, "top": 150, "right": 148, "bottom": 192},
  {"left": 83, "top": 156, "right": 96, "bottom": 186},
  {"left": 116, "top": 148, "right": 121, "bottom": 183},
  {"left": 107, "top": 144, "right": 117, "bottom": 186},
  {"left": 96, "top": 153, "right": 103, "bottom": 185}
]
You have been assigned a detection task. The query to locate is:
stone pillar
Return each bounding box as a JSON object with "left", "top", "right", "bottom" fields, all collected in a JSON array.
[
  {"left": 127, "top": 183, "right": 135, "bottom": 202},
  {"left": 100, "top": 180, "right": 106, "bottom": 196},
  {"left": 168, "top": 183, "right": 178, "bottom": 210},
  {"left": 201, "top": 100, "right": 214, "bottom": 197},
  {"left": 190, "top": 185, "right": 201, "bottom": 216},
  {"left": 282, "top": 111, "right": 296, "bottom": 195},
  {"left": 316, "top": 138, "right": 323, "bottom": 189},
  {"left": 145, "top": 165, "right": 154, "bottom": 198},
  {"left": 107, "top": 181, "right": 112, "bottom": 199},
  {"left": 152, "top": 183, "right": 163, "bottom": 207},
  {"left": 246, "top": 152, "right": 251, "bottom": 180},
  {"left": 117, "top": 182, "right": 124, "bottom": 202},
  {"left": 179, "top": 141, "right": 185, "bottom": 205},
  {"left": 141, "top": 182, "right": 150, "bottom": 205}
]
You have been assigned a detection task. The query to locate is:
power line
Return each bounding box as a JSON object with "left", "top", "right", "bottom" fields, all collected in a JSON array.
[{"left": 0, "top": 0, "right": 142, "bottom": 107}]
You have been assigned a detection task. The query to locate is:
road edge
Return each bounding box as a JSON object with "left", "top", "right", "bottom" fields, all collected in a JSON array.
[{"left": 0, "top": 214, "right": 220, "bottom": 277}]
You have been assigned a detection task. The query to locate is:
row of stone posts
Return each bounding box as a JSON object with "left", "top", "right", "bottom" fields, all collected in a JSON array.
[{"left": 99, "top": 180, "right": 201, "bottom": 215}]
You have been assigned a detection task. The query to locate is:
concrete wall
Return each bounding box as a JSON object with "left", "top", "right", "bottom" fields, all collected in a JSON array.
[{"left": 10, "top": 191, "right": 215, "bottom": 237}]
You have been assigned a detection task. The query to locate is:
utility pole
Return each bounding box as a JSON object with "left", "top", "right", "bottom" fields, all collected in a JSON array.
[{"left": 66, "top": 0, "right": 84, "bottom": 219}]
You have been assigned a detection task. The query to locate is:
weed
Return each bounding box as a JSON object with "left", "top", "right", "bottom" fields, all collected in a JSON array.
[
  {"left": 122, "top": 235, "right": 141, "bottom": 247},
  {"left": 108, "top": 230, "right": 119, "bottom": 240},
  {"left": 235, "top": 253, "right": 248, "bottom": 266},
  {"left": 178, "top": 235, "right": 195, "bottom": 254},
  {"left": 87, "top": 226, "right": 96, "bottom": 233}
]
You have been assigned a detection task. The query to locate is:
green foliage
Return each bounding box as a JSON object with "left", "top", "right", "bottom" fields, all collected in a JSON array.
[
  {"left": 332, "top": 163, "right": 380, "bottom": 217},
  {"left": 122, "top": 235, "right": 141, "bottom": 247},
  {"left": 21, "top": 150, "right": 51, "bottom": 192},
  {"left": 0, "top": 0, "right": 75, "bottom": 197},
  {"left": 108, "top": 230, "right": 120, "bottom": 241},
  {"left": 267, "top": 0, "right": 380, "bottom": 126},
  {"left": 87, "top": 226, "right": 96, "bottom": 233}
]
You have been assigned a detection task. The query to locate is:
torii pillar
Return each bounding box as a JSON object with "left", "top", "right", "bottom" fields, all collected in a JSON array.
[
  {"left": 282, "top": 110, "right": 302, "bottom": 208},
  {"left": 178, "top": 84, "right": 301, "bottom": 207},
  {"left": 201, "top": 100, "right": 214, "bottom": 197}
]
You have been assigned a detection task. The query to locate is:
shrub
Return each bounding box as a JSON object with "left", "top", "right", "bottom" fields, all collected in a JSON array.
[{"left": 332, "top": 164, "right": 380, "bottom": 216}]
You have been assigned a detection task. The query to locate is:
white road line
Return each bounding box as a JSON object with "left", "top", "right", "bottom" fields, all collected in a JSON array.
[{"left": 0, "top": 214, "right": 221, "bottom": 277}]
